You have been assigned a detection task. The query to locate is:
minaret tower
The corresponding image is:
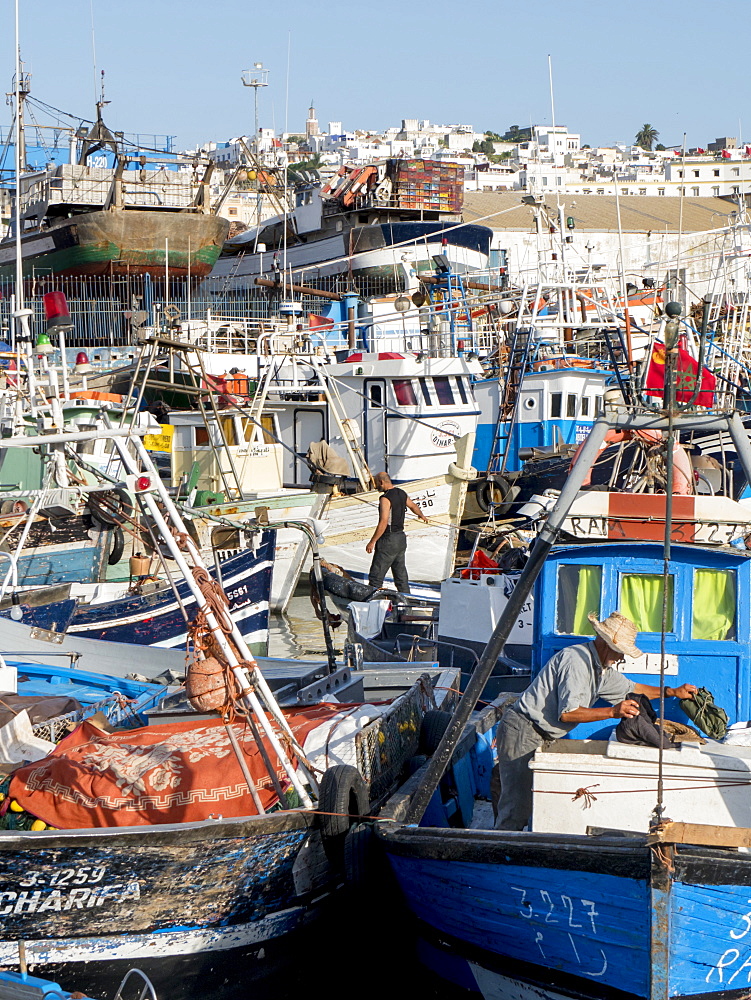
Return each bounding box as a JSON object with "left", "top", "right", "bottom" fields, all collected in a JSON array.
[{"left": 306, "top": 101, "right": 319, "bottom": 139}]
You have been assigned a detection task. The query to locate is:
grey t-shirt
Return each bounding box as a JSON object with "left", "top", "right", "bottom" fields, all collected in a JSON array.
[{"left": 515, "top": 641, "right": 633, "bottom": 739}]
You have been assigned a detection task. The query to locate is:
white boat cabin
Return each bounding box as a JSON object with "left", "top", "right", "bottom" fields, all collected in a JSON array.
[
  {"left": 320, "top": 351, "right": 481, "bottom": 484},
  {"left": 168, "top": 411, "right": 283, "bottom": 496}
]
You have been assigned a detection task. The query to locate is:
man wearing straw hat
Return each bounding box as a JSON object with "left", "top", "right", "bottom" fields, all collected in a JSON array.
[{"left": 494, "top": 611, "right": 697, "bottom": 831}]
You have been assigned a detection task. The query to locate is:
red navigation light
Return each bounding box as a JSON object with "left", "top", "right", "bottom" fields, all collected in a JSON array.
[
  {"left": 75, "top": 351, "right": 93, "bottom": 374},
  {"left": 136, "top": 476, "right": 151, "bottom": 492},
  {"left": 43, "top": 291, "right": 72, "bottom": 330}
]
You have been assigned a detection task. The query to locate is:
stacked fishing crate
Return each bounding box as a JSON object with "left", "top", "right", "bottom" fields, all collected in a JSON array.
[{"left": 392, "top": 159, "right": 464, "bottom": 213}]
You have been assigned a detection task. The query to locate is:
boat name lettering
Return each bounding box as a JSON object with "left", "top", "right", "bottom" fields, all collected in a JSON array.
[
  {"left": 0, "top": 881, "right": 140, "bottom": 915},
  {"left": 411, "top": 490, "right": 436, "bottom": 510},
  {"left": 731, "top": 904, "right": 751, "bottom": 940},
  {"left": 226, "top": 584, "right": 249, "bottom": 604},
  {"left": 707, "top": 901, "right": 751, "bottom": 984},
  {"left": 510, "top": 887, "right": 599, "bottom": 933},
  {"left": 509, "top": 888, "right": 607, "bottom": 977},
  {"left": 566, "top": 516, "right": 745, "bottom": 544},
  {"left": 430, "top": 421, "right": 460, "bottom": 449},
  {"left": 19, "top": 866, "right": 106, "bottom": 888}
]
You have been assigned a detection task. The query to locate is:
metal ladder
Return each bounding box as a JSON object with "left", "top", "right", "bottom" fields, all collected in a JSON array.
[
  {"left": 311, "top": 362, "right": 373, "bottom": 490},
  {"left": 127, "top": 334, "right": 244, "bottom": 500},
  {"left": 487, "top": 323, "right": 535, "bottom": 476}
]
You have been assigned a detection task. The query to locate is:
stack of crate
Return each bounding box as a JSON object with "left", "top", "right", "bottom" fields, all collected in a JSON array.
[{"left": 392, "top": 160, "right": 464, "bottom": 213}]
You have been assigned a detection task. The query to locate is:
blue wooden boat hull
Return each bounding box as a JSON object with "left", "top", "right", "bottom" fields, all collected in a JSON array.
[
  {"left": 66, "top": 533, "right": 275, "bottom": 656},
  {"left": 15, "top": 542, "right": 107, "bottom": 588},
  {"left": 381, "top": 826, "right": 751, "bottom": 999}
]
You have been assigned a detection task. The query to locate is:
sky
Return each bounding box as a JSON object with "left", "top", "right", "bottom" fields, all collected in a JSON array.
[{"left": 2, "top": 0, "right": 749, "bottom": 152}]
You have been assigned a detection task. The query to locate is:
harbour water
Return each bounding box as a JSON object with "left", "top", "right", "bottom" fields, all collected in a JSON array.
[
  {"left": 267, "top": 586, "right": 334, "bottom": 661},
  {"left": 267, "top": 586, "right": 474, "bottom": 999}
]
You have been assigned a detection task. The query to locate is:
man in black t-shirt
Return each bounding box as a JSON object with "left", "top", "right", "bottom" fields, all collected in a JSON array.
[{"left": 366, "top": 472, "right": 429, "bottom": 594}]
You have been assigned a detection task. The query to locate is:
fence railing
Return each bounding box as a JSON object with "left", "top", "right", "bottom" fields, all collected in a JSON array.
[{"left": 0, "top": 272, "right": 406, "bottom": 349}]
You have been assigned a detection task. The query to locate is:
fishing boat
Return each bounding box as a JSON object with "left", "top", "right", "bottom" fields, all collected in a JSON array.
[
  {"left": 204, "top": 157, "right": 492, "bottom": 295},
  {"left": 123, "top": 328, "right": 483, "bottom": 600},
  {"left": 63, "top": 536, "right": 274, "bottom": 655},
  {"left": 375, "top": 535, "right": 751, "bottom": 999},
  {"left": 0, "top": 86, "right": 228, "bottom": 280},
  {"left": 0, "top": 396, "right": 467, "bottom": 998},
  {"left": 367, "top": 297, "right": 751, "bottom": 998},
  {"left": 0, "top": 672, "right": 451, "bottom": 1000}
]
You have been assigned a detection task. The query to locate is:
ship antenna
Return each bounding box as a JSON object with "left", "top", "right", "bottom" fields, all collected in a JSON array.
[{"left": 90, "top": 0, "right": 98, "bottom": 108}]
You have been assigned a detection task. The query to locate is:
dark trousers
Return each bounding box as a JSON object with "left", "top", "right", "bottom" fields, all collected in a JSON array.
[
  {"left": 368, "top": 530, "right": 410, "bottom": 593},
  {"left": 494, "top": 708, "right": 549, "bottom": 830}
]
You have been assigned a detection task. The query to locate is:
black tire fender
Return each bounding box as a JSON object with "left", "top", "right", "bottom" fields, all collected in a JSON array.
[
  {"left": 419, "top": 710, "right": 453, "bottom": 755},
  {"left": 317, "top": 764, "right": 369, "bottom": 867},
  {"left": 89, "top": 488, "right": 134, "bottom": 530},
  {"left": 108, "top": 526, "right": 125, "bottom": 565},
  {"left": 476, "top": 476, "right": 513, "bottom": 516}
]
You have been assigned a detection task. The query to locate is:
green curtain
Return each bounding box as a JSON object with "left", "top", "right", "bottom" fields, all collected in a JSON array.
[
  {"left": 692, "top": 569, "right": 736, "bottom": 641},
  {"left": 572, "top": 566, "right": 601, "bottom": 635},
  {"left": 620, "top": 574, "right": 673, "bottom": 632},
  {"left": 556, "top": 565, "right": 601, "bottom": 634}
]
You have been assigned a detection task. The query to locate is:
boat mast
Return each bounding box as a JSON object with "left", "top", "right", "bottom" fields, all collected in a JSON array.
[
  {"left": 13, "top": 0, "right": 26, "bottom": 329},
  {"left": 11, "top": 0, "right": 36, "bottom": 417}
]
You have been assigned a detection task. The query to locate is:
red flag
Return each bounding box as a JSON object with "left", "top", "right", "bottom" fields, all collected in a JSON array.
[
  {"left": 308, "top": 313, "right": 334, "bottom": 331},
  {"left": 746, "top": 145, "right": 751, "bottom": 156},
  {"left": 696, "top": 148, "right": 705, "bottom": 154},
  {"left": 645, "top": 342, "right": 716, "bottom": 407},
  {"left": 722, "top": 149, "right": 732, "bottom": 158}
]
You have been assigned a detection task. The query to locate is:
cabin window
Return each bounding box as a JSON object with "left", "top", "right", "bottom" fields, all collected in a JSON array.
[
  {"left": 221, "top": 417, "right": 236, "bottom": 446},
  {"left": 595, "top": 395, "right": 603, "bottom": 415},
  {"left": 419, "top": 378, "right": 432, "bottom": 404},
  {"left": 692, "top": 569, "right": 736, "bottom": 640},
  {"left": 567, "top": 394, "right": 577, "bottom": 417},
  {"left": 195, "top": 426, "right": 210, "bottom": 446},
  {"left": 369, "top": 384, "right": 384, "bottom": 408},
  {"left": 550, "top": 392, "right": 562, "bottom": 418},
  {"left": 242, "top": 415, "right": 275, "bottom": 444},
  {"left": 260, "top": 414, "right": 275, "bottom": 444},
  {"left": 556, "top": 564, "right": 602, "bottom": 634},
  {"left": 433, "top": 377, "right": 454, "bottom": 405},
  {"left": 241, "top": 418, "right": 254, "bottom": 442},
  {"left": 393, "top": 380, "right": 417, "bottom": 406},
  {"left": 581, "top": 396, "right": 590, "bottom": 416},
  {"left": 619, "top": 573, "right": 674, "bottom": 632},
  {"left": 76, "top": 424, "right": 98, "bottom": 455},
  {"left": 455, "top": 377, "right": 468, "bottom": 404}
]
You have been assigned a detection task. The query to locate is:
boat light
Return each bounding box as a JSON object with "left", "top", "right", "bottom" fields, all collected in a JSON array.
[
  {"left": 9, "top": 593, "right": 22, "bottom": 621},
  {"left": 35, "top": 332, "right": 54, "bottom": 356},
  {"left": 42, "top": 291, "right": 73, "bottom": 331},
  {"left": 75, "top": 351, "right": 93, "bottom": 374},
  {"left": 136, "top": 475, "right": 151, "bottom": 492}
]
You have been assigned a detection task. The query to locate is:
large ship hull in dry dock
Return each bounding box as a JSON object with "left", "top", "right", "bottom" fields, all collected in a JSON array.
[
  {"left": 0, "top": 209, "right": 229, "bottom": 279},
  {"left": 207, "top": 220, "right": 492, "bottom": 290}
]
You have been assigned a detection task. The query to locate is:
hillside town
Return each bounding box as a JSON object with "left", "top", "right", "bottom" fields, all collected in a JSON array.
[{"left": 204, "top": 105, "right": 751, "bottom": 227}]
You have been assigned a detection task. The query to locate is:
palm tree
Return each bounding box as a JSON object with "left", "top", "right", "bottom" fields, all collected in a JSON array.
[{"left": 635, "top": 124, "right": 659, "bottom": 151}]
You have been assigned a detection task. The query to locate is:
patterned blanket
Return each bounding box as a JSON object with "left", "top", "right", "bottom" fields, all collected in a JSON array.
[{"left": 9, "top": 705, "right": 349, "bottom": 828}]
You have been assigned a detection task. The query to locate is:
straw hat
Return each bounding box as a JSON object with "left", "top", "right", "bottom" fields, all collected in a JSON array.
[{"left": 587, "top": 611, "right": 644, "bottom": 659}]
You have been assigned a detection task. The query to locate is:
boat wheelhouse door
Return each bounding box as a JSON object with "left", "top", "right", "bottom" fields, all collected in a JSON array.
[
  {"left": 293, "top": 408, "right": 326, "bottom": 488},
  {"left": 364, "top": 379, "right": 387, "bottom": 472}
]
